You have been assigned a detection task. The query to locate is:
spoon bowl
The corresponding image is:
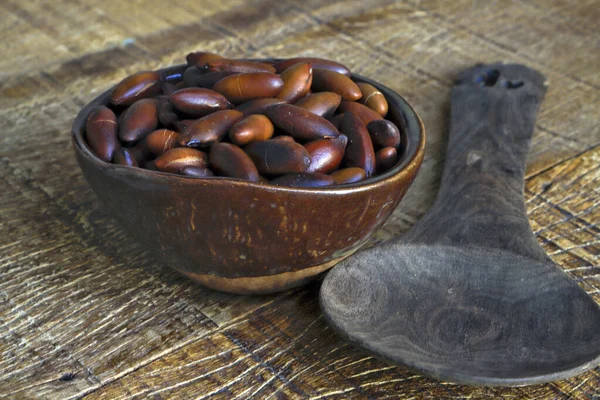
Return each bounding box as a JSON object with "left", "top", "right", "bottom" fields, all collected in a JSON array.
[{"left": 322, "top": 244, "right": 600, "bottom": 385}]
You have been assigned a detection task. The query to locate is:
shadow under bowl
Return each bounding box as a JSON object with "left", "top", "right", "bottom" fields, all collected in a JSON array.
[{"left": 71, "top": 63, "right": 426, "bottom": 294}]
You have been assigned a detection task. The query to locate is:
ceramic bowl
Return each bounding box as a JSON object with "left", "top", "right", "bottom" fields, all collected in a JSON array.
[{"left": 72, "top": 62, "right": 425, "bottom": 294}]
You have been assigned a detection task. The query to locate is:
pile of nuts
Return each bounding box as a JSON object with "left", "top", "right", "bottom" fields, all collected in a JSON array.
[{"left": 84, "top": 53, "right": 403, "bottom": 187}]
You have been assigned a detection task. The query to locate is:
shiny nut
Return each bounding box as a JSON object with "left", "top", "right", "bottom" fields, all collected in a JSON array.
[
  {"left": 276, "top": 62, "right": 313, "bottom": 103},
  {"left": 119, "top": 98, "right": 159, "bottom": 143},
  {"left": 209, "top": 142, "right": 260, "bottom": 181},
  {"left": 265, "top": 103, "right": 340, "bottom": 141},
  {"left": 245, "top": 139, "right": 311, "bottom": 176},
  {"left": 229, "top": 114, "right": 274, "bottom": 146},
  {"left": 85, "top": 106, "right": 119, "bottom": 162},
  {"left": 110, "top": 71, "right": 161, "bottom": 105},
  {"left": 154, "top": 147, "right": 208, "bottom": 173},
  {"left": 339, "top": 112, "right": 376, "bottom": 177},
  {"left": 213, "top": 73, "right": 284, "bottom": 104},
  {"left": 311, "top": 69, "right": 362, "bottom": 101}
]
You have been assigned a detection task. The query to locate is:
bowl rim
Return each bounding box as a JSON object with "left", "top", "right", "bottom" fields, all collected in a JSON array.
[{"left": 72, "top": 62, "right": 426, "bottom": 195}]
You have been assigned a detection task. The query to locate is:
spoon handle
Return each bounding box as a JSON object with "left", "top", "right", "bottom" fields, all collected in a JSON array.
[{"left": 405, "top": 63, "right": 549, "bottom": 260}]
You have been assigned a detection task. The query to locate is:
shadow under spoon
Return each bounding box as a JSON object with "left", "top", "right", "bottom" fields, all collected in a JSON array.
[{"left": 320, "top": 63, "right": 600, "bottom": 386}]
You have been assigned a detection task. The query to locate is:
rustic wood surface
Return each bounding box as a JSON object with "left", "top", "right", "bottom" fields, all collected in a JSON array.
[{"left": 0, "top": 0, "right": 598, "bottom": 398}]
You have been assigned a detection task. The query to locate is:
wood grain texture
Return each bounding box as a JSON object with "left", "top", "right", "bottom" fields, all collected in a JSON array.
[
  {"left": 1, "top": 0, "right": 599, "bottom": 398},
  {"left": 321, "top": 63, "right": 600, "bottom": 385}
]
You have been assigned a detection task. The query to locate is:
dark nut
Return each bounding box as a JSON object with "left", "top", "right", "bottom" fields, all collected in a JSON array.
[
  {"left": 311, "top": 69, "right": 362, "bottom": 101},
  {"left": 181, "top": 166, "right": 215, "bottom": 177},
  {"left": 205, "top": 59, "right": 276, "bottom": 73},
  {"left": 357, "top": 82, "right": 388, "bottom": 117},
  {"left": 229, "top": 114, "right": 274, "bottom": 146},
  {"left": 375, "top": 147, "right": 398, "bottom": 173},
  {"left": 328, "top": 113, "right": 345, "bottom": 130},
  {"left": 339, "top": 112, "right": 376, "bottom": 177},
  {"left": 127, "top": 140, "right": 153, "bottom": 164},
  {"left": 186, "top": 51, "right": 223, "bottom": 67},
  {"left": 272, "top": 135, "right": 295, "bottom": 142},
  {"left": 119, "top": 98, "right": 159, "bottom": 143},
  {"left": 304, "top": 135, "right": 347, "bottom": 174},
  {"left": 213, "top": 73, "right": 284, "bottom": 104},
  {"left": 274, "top": 58, "right": 351, "bottom": 76},
  {"left": 276, "top": 62, "right": 313, "bottom": 103},
  {"left": 85, "top": 106, "right": 119, "bottom": 162},
  {"left": 183, "top": 68, "right": 236, "bottom": 88},
  {"left": 271, "top": 173, "right": 335, "bottom": 187},
  {"left": 265, "top": 103, "right": 340, "bottom": 141},
  {"left": 154, "top": 148, "right": 208, "bottom": 173},
  {"left": 177, "top": 110, "right": 244, "bottom": 147},
  {"left": 338, "top": 100, "right": 383, "bottom": 125},
  {"left": 234, "top": 98, "right": 285, "bottom": 115},
  {"left": 146, "top": 129, "right": 180, "bottom": 156},
  {"left": 331, "top": 168, "right": 367, "bottom": 185},
  {"left": 113, "top": 148, "right": 138, "bottom": 167},
  {"left": 110, "top": 71, "right": 161, "bottom": 105},
  {"left": 157, "top": 97, "right": 179, "bottom": 129},
  {"left": 209, "top": 142, "right": 260, "bottom": 181},
  {"left": 245, "top": 139, "right": 311, "bottom": 176},
  {"left": 367, "top": 119, "right": 401, "bottom": 149},
  {"left": 169, "top": 87, "right": 231, "bottom": 117},
  {"left": 294, "top": 92, "right": 341, "bottom": 118}
]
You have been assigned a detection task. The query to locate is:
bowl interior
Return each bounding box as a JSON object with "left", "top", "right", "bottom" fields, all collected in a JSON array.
[{"left": 71, "top": 62, "right": 425, "bottom": 194}]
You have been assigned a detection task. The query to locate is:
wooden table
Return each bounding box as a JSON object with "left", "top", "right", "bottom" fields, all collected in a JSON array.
[{"left": 1, "top": 1, "right": 598, "bottom": 398}]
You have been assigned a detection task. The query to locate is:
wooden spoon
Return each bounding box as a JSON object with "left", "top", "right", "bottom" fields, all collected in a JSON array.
[{"left": 320, "top": 63, "right": 600, "bottom": 386}]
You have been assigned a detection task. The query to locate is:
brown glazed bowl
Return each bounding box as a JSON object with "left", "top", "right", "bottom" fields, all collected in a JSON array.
[{"left": 72, "top": 62, "right": 426, "bottom": 294}]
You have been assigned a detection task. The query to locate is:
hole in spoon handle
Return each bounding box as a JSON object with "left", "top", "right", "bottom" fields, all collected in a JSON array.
[{"left": 407, "top": 63, "right": 549, "bottom": 259}]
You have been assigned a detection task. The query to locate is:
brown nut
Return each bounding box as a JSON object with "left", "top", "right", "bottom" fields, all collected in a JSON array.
[
  {"left": 119, "top": 98, "right": 159, "bottom": 143},
  {"left": 113, "top": 147, "right": 138, "bottom": 167},
  {"left": 331, "top": 168, "right": 367, "bottom": 185},
  {"left": 357, "top": 82, "right": 388, "bottom": 117},
  {"left": 294, "top": 92, "right": 341, "bottom": 118},
  {"left": 154, "top": 148, "right": 208, "bottom": 173},
  {"left": 142, "top": 160, "right": 158, "bottom": 171},
  {"left": 276, "top": 62, "right": 313, "bottom": 102},
  {"left": 304, "top": 135, "right": 348, "bottom": 174},
  {"left": 177, "top": 109, "right": 244, "bottom": 147},
  {"left": 375, "top": 147, "right": 398, "bottom": 173},
  {"left": 209, "top": 143, "right": 260, "bottom": 181},
  {"left": 181, "top": 166, "right": 215, "bottom": 177},
  {"left": 245, "top": 140, "right": 311, "bottom": 176},
  {"left": 110, "top": 71, "right": 161, "bottom": 105},
  {"left": 265, "top": 103, "right": 340, "bottom": 141},
  {"left": 169, "top": 88, "right": 231, "bottom": 117},
  {"left": 127, "top": 140, "right": 153, "bottom": 164},
  {"left": 186, "top": 51, "right": 223, "bottom": 67},
  {"left": 183, "top": 68, "right": 236, "bottom": 88},
  {"left": 272, "top": 135, "right": 295, "bottom": 142},
  {"left": 274, "top": 58, "right": 351, "bottom": 76},
  {"left": 366, "top": 119, "right": 401, "bottom": 149},
  {"left": 229, "top": 114, "right": 274, "bottom": 146},
  {"left": 146, "top": 129, "right": 180, "bottom": 156},
  {"left": 338, "top": 100, "right": 383, "bottom": 125},
  {"left": 213, "top": 73, "right": 284, "bottom": 104},
  {"left": 328, "top": 113, "right": 345, "bottom": 129},
  {"left": 85, "top": 106, "right": 119, "bottom": 162},
  {"left": 161, "top": 82, "right": 178, "bottom": 96},
  {"left": 205, "top": 59, "right": 276, "bottom": 73},
  {"left": 271, "top": 173, "right": 335, "bottom": 187},
  {"left": 339, "top": 112, "right": 376, "bottom": 177},
  {"left": 311, "top": 69, "right": 362, "bottom": 101},
  {"left": 234, "top": 98, "right": 285, "bottom": 115},
  {"left": 157, "top": 96, "right": 179, "bottom": 129}
]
